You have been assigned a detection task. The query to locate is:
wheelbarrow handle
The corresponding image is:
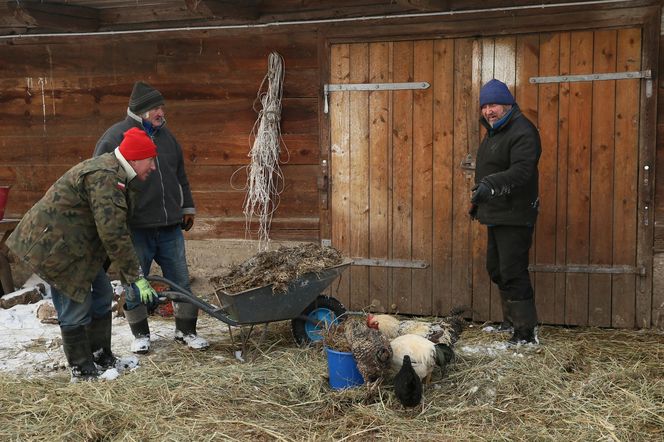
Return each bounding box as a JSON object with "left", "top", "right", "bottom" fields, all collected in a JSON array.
[{"left": 147, "top": 275, "right": 240, "bottom": 327}]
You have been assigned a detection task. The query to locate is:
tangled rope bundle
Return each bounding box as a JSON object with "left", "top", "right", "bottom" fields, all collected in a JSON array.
[{"left": 235, "top": 51, "right": 288, "bottom": 251}]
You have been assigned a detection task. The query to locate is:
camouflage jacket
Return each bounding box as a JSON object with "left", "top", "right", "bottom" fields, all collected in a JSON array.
[{"left": 6, "top": 153, "right": 142, "bottom": 303}]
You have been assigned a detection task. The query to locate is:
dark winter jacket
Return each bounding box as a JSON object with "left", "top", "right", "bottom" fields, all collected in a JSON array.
[
  {"left": 93, "top": 113, "right": 195, "bottom": 229},
  {"left": 474, "top": 105, "right": 541, "bottom": 226},
  {"left": 7, "top": 153, "right": 142, "bottom": 302}
]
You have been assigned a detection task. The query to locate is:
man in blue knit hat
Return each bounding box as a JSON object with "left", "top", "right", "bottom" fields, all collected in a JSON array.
[{"left": 470, "top": 79, "right": 541, "bottom": 345}]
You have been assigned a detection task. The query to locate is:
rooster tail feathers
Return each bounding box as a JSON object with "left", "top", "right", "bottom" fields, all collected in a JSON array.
[
  {"left": 448, "top": 305, "right": 470, "bottom": 317},
  {"left": 444, "top": 306, "right": 470, "bottom": 344},
  {"left": 434, "top": 343, "right": 454, "bottom": 368}
]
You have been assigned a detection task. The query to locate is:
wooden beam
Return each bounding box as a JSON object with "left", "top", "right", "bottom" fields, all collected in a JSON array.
[
  {"left": 184, "top": 0, "right": 260, "bottom": 21},
  {"left": 393, "top": 0, "right": 451, "bottom": 11},
  {"left": 7, "top": 1, "right": 100, "bottom": 32}
]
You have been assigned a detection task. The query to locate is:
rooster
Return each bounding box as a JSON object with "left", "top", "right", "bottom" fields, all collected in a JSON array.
[
  {"left": 342, "top": 316, "right": 393, "bottom": 383},
  {"left": 393, "top": 355, "right": 422, "bottom": 408},
  {"left": 367, "top": 309, "right": 466, "bottom": 378},
  {"left": 390, "top": 334, "right": 449, "bottom": 384}
]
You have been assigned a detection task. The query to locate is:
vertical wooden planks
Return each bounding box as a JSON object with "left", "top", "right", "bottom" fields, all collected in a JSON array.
[
  {"left": 471, "top": 38, "right": 492, "bottom": 321},
  {"left": 348, "top": 43, "right": 370, "bottom": 311},
  {"left": 555, "top": 32, "right": 571, "bottom": 325},
  {"left": 612, "top": 28, "right": 641, "bottom": 328},
  {"left": 368, "top": 41, "right": 391, "bottom": 313},
  {"left": 566, "top": 31, "right": 593, "bottom": 326},
  {"left": 588, "top": 29, "right": 617, "bottom": 327},
  {"left": 515, "top": 34, "right": 541, "bottom": 321},
  {"left": 329, "top": 44, "right": 351, "bottom": 306},
  {"left": 432, "top": 39, "right": 455, "bottom": 316},
  {"left": 451, "top": 38, "right": 474, "bottom": 312},
  {"left": 412, "top": 40, "right": 434, "bottom": 314},
  {"left": 536, "top": 33, "right": 561, "bottom": 325},
  {"left": 391, "top": 41, "right": 414, "bottom": 313}
]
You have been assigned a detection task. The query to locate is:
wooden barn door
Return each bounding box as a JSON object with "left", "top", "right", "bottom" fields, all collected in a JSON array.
[
  {"left": 327, "top": 28, "right": 649, "bottom": 327},
  {"left": 328, "top": 40, "right": 472, "bottom": 316}
]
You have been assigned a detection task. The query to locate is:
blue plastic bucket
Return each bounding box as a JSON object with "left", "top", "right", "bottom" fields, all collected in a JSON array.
[{"left": 326, "top": 347, "right": 364, "bottom": 390}]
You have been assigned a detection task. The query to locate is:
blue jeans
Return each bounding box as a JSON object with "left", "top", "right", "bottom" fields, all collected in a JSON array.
[
  {"left": 53, "top": 269, "right": 113, "bottom": 330},
  {"left": 125, "top": 225, "right": 192, "bottom": 311}
]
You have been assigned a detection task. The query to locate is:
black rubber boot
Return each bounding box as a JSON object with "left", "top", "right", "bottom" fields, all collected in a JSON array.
[
  {"left": 61, "top": 325, "right": 99, "bottom": 382},
  {"left": 87, "top": 312, "right": 116, "bottom": 369},
  {"left": 506, "top": 298, "right": 539, "bottom": 345},
  {"left": 498, "top": 291, "right": 513, "bottom": 332},
  {"left": 124, "top": 305, "right": 151, "bottom": 354}
]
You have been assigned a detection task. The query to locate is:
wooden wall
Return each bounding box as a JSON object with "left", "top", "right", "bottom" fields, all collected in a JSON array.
[
  {"left": 0, "top": 29, "right": 321, "bottom": 241},
  {"left": 0, "top": 1, "right": 662, "bottom": 326}
]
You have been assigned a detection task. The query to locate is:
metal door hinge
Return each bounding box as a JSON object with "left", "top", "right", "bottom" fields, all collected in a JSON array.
[
  {"left": 323, "top": 81, "right": 430, "bottom": 114},
  {"left": 530, "top": 70, "right": 653, "bottom": 98}
]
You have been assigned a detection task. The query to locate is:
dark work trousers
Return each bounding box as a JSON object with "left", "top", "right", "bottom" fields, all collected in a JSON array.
[{"left": 486, "top": 225, "right": 534, "bottom": 302}]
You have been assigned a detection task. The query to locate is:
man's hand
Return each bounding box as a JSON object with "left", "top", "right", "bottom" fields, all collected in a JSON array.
[
  {"left": 131, "top": 277, "right": 159, "bottom": 308},
  {"left": 181, "top": 214, "right": 194, "bottom": 231},
  {"left": 468, "top": 204, "right": 478, "bottom": 220},
  {"left": 471, "top": 181, "right": 494, "bottom": 204}
]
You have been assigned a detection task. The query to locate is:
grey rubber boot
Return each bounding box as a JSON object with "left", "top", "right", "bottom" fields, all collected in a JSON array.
[
  {"left": 506, "top": 298, "right": 539, "bottom": 344},
  {"left": 61, "top": 325, "right": 99, "bottom": 382},
  {"left": 174, "top": 309, "right": 209, "bottom": 351},
  {"left": 86, "top": 312, "right": 116, "bottom": 369},
  {"left": 124, "top": 304, "right": 151, "bottom": 354}
]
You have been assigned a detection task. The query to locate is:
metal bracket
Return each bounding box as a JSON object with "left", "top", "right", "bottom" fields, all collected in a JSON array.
[
  {"left": 351, "top": 258, "right": 429, "bottom": 269},
  {"left": 529, "top": 264, "right": 646, "bottom": 276},
  {"left": 323, "top": 81, "right": 430, "bottom": 114},
  {"left": 529, "top": 70, "right": 651, "bottom": 84},
  {"left": 529, "top": 70, "right": 652, "bottom": 98}
]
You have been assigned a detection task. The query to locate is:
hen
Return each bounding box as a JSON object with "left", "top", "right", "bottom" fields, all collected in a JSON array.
[
  {"left": 367, "top": 308, "right": 466, "bottom": 347},
  {"left": 393, "top": 355, "right": 422, "bottom": 408},
  {"left": 343, "top": 316, "right": 393, "bottom": 383}
]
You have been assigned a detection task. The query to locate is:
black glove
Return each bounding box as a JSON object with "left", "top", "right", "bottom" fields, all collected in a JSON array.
[
  {"left": 468, "top": 204, "right": 478, "bottom": 220},
  {"left": 471, "top": 181, "right": 494, "bottom": 204},
  {"left": 181, "top": 214, "right": 194, "bottom": 231}
]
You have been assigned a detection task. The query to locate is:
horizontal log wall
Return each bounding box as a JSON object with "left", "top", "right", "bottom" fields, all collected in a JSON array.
[
  {"left": 0, "top": 29, "right": 321, "bottom": 241},
  {"left": 0, "top": 3, "right": 661, "bottom": 251}
]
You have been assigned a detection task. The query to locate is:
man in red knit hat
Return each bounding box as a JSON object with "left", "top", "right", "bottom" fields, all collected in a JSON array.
[{"left": 7, "top": 128, "right": 160, "bottom": 381}]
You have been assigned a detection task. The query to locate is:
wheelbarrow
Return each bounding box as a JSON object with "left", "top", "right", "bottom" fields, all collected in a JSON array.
[{"left": 147, "top": 260, "right": 351, "bottom": 354}]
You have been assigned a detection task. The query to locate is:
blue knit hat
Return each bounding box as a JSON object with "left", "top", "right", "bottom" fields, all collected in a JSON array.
[{"left": 479, "top": 79, "right": 515, "bottom": 107}]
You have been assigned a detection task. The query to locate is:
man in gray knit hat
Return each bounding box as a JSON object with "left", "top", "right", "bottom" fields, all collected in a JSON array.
[{"left": 92, "top": 81, "right": 209, "bottom": 353}]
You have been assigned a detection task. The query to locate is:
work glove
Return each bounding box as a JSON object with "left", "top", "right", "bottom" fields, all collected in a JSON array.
[
  {"left": 181, "top": 214, "right": 194, "bottom": 231},
  {"left": 468, "top": 204, "right": 478, "bottom": 220},
  {"left": 131, "top": 277, "right": 159, "bottom": 309},
  {"left": 471, "top": 181, "right": 495, "bottom": 204}
]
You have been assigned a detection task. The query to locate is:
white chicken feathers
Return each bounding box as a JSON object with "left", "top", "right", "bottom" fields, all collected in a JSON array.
[
  {"left": 368, "top": 313, "right": 463, "bottom": 347},
  {"left": 389, "top": 334, "right": 437, "bottom": 381}
]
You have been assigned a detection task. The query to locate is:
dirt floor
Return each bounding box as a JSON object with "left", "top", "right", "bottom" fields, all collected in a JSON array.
[{"left": 1, "top": 239, "right": 663, "bottom": 440}]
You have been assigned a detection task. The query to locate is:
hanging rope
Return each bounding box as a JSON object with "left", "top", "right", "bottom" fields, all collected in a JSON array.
[{"left": 233, "top": 51, "right": 288, "bottom": 252}]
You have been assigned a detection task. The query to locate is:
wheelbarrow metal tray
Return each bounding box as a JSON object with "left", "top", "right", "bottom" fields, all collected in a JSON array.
[{"left": 216, "top": 261, "right": 350, "bottom": 325}]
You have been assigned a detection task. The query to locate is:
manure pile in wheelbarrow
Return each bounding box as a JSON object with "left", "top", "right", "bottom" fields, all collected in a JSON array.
[{"left": 211, "top": 243, "right": 344, "bottom": 294}]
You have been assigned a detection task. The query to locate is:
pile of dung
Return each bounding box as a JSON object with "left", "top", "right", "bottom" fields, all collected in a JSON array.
[{"left": 211, "top": 243, "right": 344, "bottom": 294}]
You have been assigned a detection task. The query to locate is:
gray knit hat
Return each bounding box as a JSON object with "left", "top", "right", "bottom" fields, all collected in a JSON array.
[{"left": 128, "top": 81, "right": 165, "bottom": 114}]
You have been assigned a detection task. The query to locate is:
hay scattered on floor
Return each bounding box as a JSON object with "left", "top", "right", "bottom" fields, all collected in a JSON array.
[
  {"left": 0, "top": 322, "right": 662, "bottom": 441},
  {"left": 211, "top": 243, "right": 344, "bottom": 294},
  {"left": 322, "top": 322, "right": 352, "bottom": 353}
]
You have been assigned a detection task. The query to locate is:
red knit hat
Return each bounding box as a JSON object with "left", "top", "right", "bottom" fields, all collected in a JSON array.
[{"left": 119, "top": 128, "right": 157, "bottom": 160}]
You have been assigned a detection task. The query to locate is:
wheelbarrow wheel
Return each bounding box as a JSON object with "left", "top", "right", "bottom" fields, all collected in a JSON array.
[{"left": 292, "top": 295, "right": 346, "bottom": 345}]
